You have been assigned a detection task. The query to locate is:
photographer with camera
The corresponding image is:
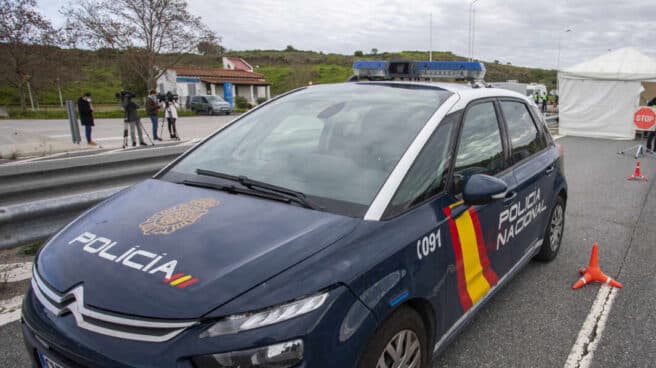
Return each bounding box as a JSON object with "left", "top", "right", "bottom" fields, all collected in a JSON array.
[
  {"left": 146, "top": 90, "right": 163, "bottom": 141},
  {"left": 122, "top": 93, "right": 147, "bottom": 147},
  {"left": 162, "top": 93, "right": 180, "bottom": 140}
]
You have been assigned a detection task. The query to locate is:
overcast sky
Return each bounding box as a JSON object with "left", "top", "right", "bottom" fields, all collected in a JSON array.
[{"left": 37, "top": 0, "right": 656, "bottom": 70}]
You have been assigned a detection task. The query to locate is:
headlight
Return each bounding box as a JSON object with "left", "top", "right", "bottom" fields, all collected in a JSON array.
[
  {"left": 200, "top": 292, "right": 328, "bottom": 338},
  {"left": 192, "top": 339, "right": 303, "bottom": 368}
]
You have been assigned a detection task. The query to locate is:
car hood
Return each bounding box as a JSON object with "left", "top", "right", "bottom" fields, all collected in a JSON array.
[{"left": 36, "top": 179, "right": 358, "bottom": 319}]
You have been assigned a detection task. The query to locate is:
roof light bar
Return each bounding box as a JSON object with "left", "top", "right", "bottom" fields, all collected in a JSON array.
[{"left": 351, "top": 60, "right": 486, "bottom": 81}]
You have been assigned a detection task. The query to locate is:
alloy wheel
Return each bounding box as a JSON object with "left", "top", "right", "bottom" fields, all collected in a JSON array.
[
  {"left": 376, "top": 329, "right": 421, "bottom": 368},
  {"left": 549, "top": 204, "right": 564, "bottom": 252}
]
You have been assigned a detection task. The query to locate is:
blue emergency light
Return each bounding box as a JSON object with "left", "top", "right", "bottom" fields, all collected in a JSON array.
[
  {"left": 352, "top": 60, "right": 486, "bottom": 81},
  {"left": 352, "top": 61, "right": 389, "bottom": 78}
]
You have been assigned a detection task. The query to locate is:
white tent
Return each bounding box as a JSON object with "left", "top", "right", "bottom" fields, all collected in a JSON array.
[{"left": 558, "top": 47, "right": 656, "bottom": 139}]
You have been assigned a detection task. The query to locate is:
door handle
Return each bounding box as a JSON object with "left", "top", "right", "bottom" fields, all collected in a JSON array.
[
  {"left": 545, "top": 164, "right": 555, "bottom": 175},
  {"left": 503, "top": 191, "right": 517, "bottom": 206}
]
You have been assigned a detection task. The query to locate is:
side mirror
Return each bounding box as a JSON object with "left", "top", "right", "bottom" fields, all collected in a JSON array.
[{"left": 463, "top": 174, "right": 507, "bottom": 205}]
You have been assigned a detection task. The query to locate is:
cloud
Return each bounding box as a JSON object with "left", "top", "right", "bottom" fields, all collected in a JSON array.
[{"left": 39, "top": 0, "right": 656, "bottom": 69}]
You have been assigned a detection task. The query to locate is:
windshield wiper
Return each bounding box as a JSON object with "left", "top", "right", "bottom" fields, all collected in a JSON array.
[
  {"left": 182, "top": 180, "right": 295, "bottom": 205},
  {"left": 194, "top": 168, "right": 322, "bottom": 210}
]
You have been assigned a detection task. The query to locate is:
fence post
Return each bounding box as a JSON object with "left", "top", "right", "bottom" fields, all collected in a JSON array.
[{"left": 66, "top": 100, "right": 81, "bottom": 144}]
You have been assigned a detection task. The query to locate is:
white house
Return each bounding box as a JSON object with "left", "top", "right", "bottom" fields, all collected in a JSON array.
[{"left": 157, "top": 57, "right": 271, "bottom": 107}]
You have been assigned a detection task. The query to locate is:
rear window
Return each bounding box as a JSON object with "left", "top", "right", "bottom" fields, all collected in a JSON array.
[{"left": 500, "top": 101, "right": 546, "bottom": 162}]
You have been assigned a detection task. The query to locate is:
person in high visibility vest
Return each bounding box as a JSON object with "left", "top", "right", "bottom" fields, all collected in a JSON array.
[{"left": 542, "top": 94, "right": 548, "bottom": 113}]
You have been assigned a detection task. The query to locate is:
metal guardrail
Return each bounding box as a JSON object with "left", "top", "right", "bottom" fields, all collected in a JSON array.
[
  {"left": 0, "top": 145, "right": 190, "bottom": 250},
  {"left": 0, "top": 187, "right": 125, "bottom": 250}
]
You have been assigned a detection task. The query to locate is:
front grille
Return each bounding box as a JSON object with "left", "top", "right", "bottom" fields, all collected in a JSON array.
[{"left": 32, "top": 268, "right": 197, "bottom": 342}]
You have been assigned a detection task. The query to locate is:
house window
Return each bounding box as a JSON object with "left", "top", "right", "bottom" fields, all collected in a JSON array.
[{"left": 187, "top": 84, "right": 196, "bottom": 96}]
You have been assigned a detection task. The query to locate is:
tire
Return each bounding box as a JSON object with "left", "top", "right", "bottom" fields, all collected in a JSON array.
[
  {"left": 534, "top": 196, "right": 565, "bottom": 262},
  {"left": 358, "top": 307, "right": 428, "bottom": 368},
  {"left": 208, "top": 108, "right": 214, "bottom": 116},
  {"left": 225, "top": 111, "right": 231, "bottom": 115}
]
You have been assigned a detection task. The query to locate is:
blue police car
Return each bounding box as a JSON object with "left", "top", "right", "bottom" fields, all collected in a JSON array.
[{"left": 22, "top": 64, "right": 567, "bottom": 368}]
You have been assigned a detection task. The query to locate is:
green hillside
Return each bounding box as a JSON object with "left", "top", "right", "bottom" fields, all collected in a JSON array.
[{"left": 0, "top": 47, "right": 557, "bottom": 107}]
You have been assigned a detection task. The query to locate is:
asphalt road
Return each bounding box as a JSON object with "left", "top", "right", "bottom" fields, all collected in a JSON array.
[{"left": 0, "top": 136, "right": 655, "bottom": 367}]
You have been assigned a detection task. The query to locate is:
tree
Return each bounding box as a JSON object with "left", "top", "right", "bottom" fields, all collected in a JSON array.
[
  {"left": 371, "top": 48, "right": 378, "bottom": 55},
  {"left": 198, "top": 35, "right": 224, "bottom": 56},
  {"left": 0, "top": 0, "right": 58, "bottom": 112},
  {"left": 354, "top": 50, "right": 364, "bottom": 57},
  {"left": 285, "top": 45, "right": 296, "bottom": 52},
  {"left": 63, "top": 0, "right": 216, "bottom": 92}
]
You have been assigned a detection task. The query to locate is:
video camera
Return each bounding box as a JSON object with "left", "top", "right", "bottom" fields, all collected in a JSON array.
[
  {"left": 115, "top": 90, "right": 136, "bottom": 109},
  {"left": 157, "top": 91, "right": 179, "bottom": 104}
]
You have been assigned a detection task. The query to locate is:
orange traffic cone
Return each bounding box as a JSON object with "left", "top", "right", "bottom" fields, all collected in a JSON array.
[
  {"left": 572, "top": 243, "right": 622, "bottom": 289},
  {"left": 627, "top": 161, "right": 648, "bottom": 181}
]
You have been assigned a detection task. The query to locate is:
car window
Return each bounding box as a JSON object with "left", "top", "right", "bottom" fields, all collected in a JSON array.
[
  {"left": 500, "top": 101, "right": 545, "bottom": 162},
  {"left": 452, "top": 102, "right": 505, "bottom": 194},
  {"left": 202, "top": 97, "right": 208, "bottom": 103},
  {"left": 166, "top": 83, "right": 453, "bottom": 216},
  {"left": 384, "top": 114, "right": 457, "bottom": 218}
]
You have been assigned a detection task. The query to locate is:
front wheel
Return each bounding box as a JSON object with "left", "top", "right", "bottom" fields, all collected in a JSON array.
[
  {"left": 535, "top": 196, "right": 565, "bottom": 262},
  {"left": 358, "top": 307, "right": 427, "bottom": 368}
]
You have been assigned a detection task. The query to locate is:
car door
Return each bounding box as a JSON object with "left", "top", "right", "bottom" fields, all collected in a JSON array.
[
  {"left": 201, "top": 97, "right": 209, "bottom": 112},
  {"left": 497, "top": 99, "right": 553, "bottom": 254},
  {"left": 380, "top": 112, "right": 460, "bottom": 341},
  {"left": 442, "top": 99, "right": 519, "bottom": 329}
]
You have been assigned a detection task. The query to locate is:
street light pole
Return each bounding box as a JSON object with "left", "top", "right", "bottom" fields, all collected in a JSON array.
[
  {"left": 556, "top": 28, "right": 572, "bottom": 95},
  {"left": 468, "top": 0, "right": 480, "bottom": 61},
  {"left": 429, "top": 13, "right": 433, "bottom": 61}
]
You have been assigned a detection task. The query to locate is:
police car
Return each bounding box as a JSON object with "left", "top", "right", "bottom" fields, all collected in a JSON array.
[{"left": 22, "top": 61, "right": 567, "bottom": 368}]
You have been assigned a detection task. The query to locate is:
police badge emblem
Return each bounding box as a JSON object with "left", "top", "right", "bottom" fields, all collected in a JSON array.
[{"left": 140, "top": 198, "right": 219, "bottom": 235}]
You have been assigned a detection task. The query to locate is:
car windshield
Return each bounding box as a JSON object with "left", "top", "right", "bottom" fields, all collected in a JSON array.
[
  {"left": 163, "top": 83, "right": 452, "bottom": 216},
  {"left": 206, "top": 96, "right": 224, "bottom": 103}
]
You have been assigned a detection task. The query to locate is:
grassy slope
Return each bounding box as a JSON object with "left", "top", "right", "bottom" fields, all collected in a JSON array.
[{"left": 0, "top": 48, "right": 556, "bottom": 107}]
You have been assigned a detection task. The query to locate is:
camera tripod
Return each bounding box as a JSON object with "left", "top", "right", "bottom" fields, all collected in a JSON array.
[
  {"left": 160, "top": 116, "right": 181, "bottom": 141},
  {"left": 122, "top": 120, "right": 155, "bottom": 149},
  {"left": 617, "top": 130, "right": 656, "bottom": 159}
]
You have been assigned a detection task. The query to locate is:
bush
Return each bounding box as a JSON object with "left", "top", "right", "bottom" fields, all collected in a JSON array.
[
  {"left": 256, "top": 97, "right": 268, "bottom": 105},
  {"left": 354, "top": 50, "right": 364, "bottom": 57},
  {"left": 235, "top": 96, "right": 249, "bottom": 109}
]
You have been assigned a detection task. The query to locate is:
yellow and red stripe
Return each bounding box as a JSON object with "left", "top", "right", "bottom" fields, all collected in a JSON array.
[
  {"left": 443, "top": 204, "right": 498, "bottom": 312},
  {"left": 164, "top": 273, "right": 199, "bottom": 289}
]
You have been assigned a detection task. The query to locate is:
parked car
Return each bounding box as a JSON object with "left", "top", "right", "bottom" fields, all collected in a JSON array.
[
  {"left": 23, "top": 81, "right": 566, "bottom": 368},
  {"left": 190, "top": 95, "right": 232, "bottom": 115}
]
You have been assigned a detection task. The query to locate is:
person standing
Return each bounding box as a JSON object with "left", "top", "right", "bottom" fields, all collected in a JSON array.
[
  {"left": 125, "top": 96, "right": 147, "bottom": 147},
  {"left": 542, "top": 94, "right": 548, "bottom": 113},
  {"left": 163, "top": 98, "right": 179, "bottom": 140},
  {"left": 647, "top": 97, "right": 656, "bottom": 152},
  {"left": 77, "top": 92, "right": 96, "bottom": 146},
  {"left": 146, "top": 90, "right": 162, "bottom": 141}
]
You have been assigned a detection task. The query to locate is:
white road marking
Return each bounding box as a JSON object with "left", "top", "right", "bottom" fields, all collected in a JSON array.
[
  {"left": 564, "top": 285, "right": 619, "bottom": 368},
  {"left": 48, "top": 134, "right": 71, "bottom": 138},
  {"left": 0, "top": 296, "right": 23, "bottom": 327},
  {"left": 95, "top": 136, "right": 124, "bottom": 142},
  {"left": 553, "top": 135, "right": 565, "bottom": 140},
  {"left": 0, "top": 262, "right": 33, "bottom": 283}
]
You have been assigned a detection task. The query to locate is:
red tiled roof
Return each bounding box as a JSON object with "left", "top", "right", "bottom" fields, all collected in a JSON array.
[
  {"left": 225, "top": 57, "right": 253, "bottom": 71},
  {"left": 173, "top": 67, "right": 265, "bottom": 79},
  {"left": 200, "top": 77, "right": 270, "bottom": 86}
]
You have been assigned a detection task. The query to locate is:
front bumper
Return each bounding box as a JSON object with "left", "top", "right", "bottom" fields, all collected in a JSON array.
[{"left": 22, "top": 285, "right": 377, "bottom": 368}]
